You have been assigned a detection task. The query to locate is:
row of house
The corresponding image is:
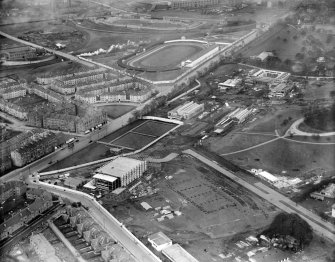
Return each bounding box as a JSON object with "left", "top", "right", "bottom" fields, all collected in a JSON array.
[
  {"left": 0, "top": 45, "right": 37, "bottom": 61},
  {"left": 0, "top": 98, "right": 28, "bottom": 120},
  {"left": 30, "top": 85, "right": 64, "bottom": 103},
  {"left": 1, "top": 86, "right": 27, "bottom": 100},
  {"left": 0, "top": 129, "right": 43, "bottom": 155},
  {"left": 27, "top": 109, "right": 107, "bottom": 133},
  {"left": 0, "top": 189, "right": 53, "bottom": 241},
  {"left": 35, "top": 67, "right": 106, "bottom": 85},
  {"left": 0, "top": 80, "right": 27, "bottom": 97},
  {"left": 0, "top": 156, "right": 12, "bottom": 175},
  {"left": 10, "top": 131, "right": 57, "bottom": 167},
  {"left": 75, "top": 86, "right": 153, "bottom": 104},
  {"left": 0, "top": 180, "right": 27, "bottom": 203}
]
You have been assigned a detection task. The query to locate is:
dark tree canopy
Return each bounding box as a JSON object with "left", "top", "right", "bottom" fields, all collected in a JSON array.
[
  {"left": 304, "top": 102, "right": 335, "bottom": 132},
  {"left": 262, "top": 213, "right": 313, "bottom": 248}
]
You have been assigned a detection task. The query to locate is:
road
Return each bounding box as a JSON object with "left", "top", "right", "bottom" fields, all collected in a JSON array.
[
  {"left": 184, "top": 149, "right": 335, "bottom": 242},
  {"left": 0, "top": 91, "right": 155, "bottom": 183},
  {"left": 0, "top": 203, "right": 61, "bottom": 257},
  {"left": 28, "top": 179, "right": 161, "bottom": 262},
  {"left": 0, "top": 31, "right": 94, "bottom": 68},
  {"left": 166, "top": 79, "right": 201, "bottom": 105}
]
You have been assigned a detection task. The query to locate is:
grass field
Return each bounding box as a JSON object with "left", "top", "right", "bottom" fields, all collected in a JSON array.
[
  {"left": 41, "top": 142, "right": 112, "bottom": 172},
  {"left": 130, "top": 43, "right": 204, "bottom": 70},
  {"left": 99, "top": 104, "right": 136, "bottom": 119},
  {"left": 111, "top": 132, "right": 156, "bottom": 150},
  {"left": 133, "top": 121, "right": 176, "bottom": 137},
  {"left": 105, "top": 120, "right": 177, "bottom": 150},
  {"left": 221, "top": 137, "right": 335, "bottom": 179},
  {"left": 205, "top": 104, "right": 335, "bottom": 178}
]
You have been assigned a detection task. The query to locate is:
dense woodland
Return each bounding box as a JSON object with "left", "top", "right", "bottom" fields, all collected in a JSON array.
[{"left": 304, "top": 102, "right": 335, "bottom": 132}]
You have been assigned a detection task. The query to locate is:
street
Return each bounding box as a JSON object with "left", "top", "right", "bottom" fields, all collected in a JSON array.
[
  {"left": 184, "top": 149, "right": 335, "bottom": 243},
  {"left": 28, "top": 179, "right": 161, "bottom": 262}
]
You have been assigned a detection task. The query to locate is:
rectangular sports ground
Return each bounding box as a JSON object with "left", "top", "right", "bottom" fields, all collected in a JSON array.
[{"left": 101, "top": 120, "right": 178, "bottom": 150}]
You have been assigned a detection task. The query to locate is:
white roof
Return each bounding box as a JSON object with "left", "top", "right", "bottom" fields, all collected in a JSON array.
[
  {"left": 97, "top": 157, "right": 145, "bottom": 178},
  {"left": 257, "top": 51, "right": 274, "bottom": 61},
  {"left": 221, "top": 79, "right": 240, "bottom": 87},
  {"left": 258, "top": 171, "right": 278, "bottom": 182},
  {"left": 84, "top": 179, "right": 96, "bottom": 189},
  {"left": 148, "top": 232, "right": 172, "bottom": 246},
  {"left": 141, "top": 202, "right": 152, "bottom": 210},
  {"left": 162, "top": 244, "right": 199, "bottom": 262},
  {"left": 93, "top": 173, "right": 118, "bottom": 183}
]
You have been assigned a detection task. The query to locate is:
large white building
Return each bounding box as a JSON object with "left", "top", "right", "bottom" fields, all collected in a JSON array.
[
  {"left": 148, "top": 232, "right": 172, "bottom": 251},
  {"left": 168, "top": 101, "right": 204, "bottom": 120},
  {"left": 249, "top": 69, "right": 290, "bottom": 85},
  {"left": 94, "top": 157, "right": 147, "bottom": 191}
]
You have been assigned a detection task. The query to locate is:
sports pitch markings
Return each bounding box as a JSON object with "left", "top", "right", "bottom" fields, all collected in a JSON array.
[{"left": 102, "top": 120, "right": 177, "bottom": 151}]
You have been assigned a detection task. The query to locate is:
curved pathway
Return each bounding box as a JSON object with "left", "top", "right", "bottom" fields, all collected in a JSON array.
[
  {"left": 146, "top": 153, "right": 179, "bottom": 163},
  {"left": 288, "top": 118, "right": 335, "bottom": 137},
  {"left": 220, "top": 136, "right": 282, "bottom": 156}
]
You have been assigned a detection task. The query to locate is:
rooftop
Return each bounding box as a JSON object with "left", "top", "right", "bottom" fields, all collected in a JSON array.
[
  {"left": 148, "top": 232, "right": 172, "bottom": 246},
  {"left": 96, "top": 157, "right": 145, "bottom": 178},
  {"left": 93, "top": 173, "right": 118, "bottom": 183},
  {"left": 162, "top": 244, "right": 199, "bottom": 262}
]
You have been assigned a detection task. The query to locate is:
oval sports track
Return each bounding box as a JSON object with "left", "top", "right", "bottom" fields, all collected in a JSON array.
[{"left": 127, "top": 41, "right": 206, "bottom": 71}]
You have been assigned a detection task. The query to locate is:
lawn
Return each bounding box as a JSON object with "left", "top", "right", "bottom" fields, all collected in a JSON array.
[
  {"left": 130, "top": 43, "right": 204, "bottom": 70},
  {"left": 99, "top": 104, "right": 136, "bottom": 119},
  {"left": 41, "top": 142, "right": 111, "bottom": 172},
  {"left": 224, "top": 138, "right": 335, "bottom": 178},
  {"left": 111, "top": 132, "right": 156, "bottom": 150},
  {"left": 133, "top": 120, "right": 176, "bottom": 137}
]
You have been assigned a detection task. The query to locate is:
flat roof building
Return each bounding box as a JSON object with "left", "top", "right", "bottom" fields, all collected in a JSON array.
[
  {"left": 94, "top": 157, "right": 147, "bottom": 190},
  {"left": 148, "top": 231, "right": 172, "bottom": 251},
  {"left": 162, "top": 244, "right": 199, "bottom": 262},
  {"left": 218, "top": 78, "right": 241, "bottom": 89},
  {"left": 168, "top": 101, "right": 204, "bottom": 120}
]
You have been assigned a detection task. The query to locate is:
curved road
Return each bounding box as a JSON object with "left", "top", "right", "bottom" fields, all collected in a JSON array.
[{"left": 288, "top": 118, "right": 335, "bottom": 137}]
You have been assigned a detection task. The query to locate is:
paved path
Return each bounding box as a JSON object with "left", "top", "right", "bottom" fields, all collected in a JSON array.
[
  {"left": 288, "top": 118, "right": 335, "bottom": 137},
  {"left": 0, "top": 31, "right": 95, "bottom": 68},
  {"left": 235, "top": 131, "right": 278, "bottom": 137},
  {"left": 146, "top": 153, "right": 179, "bottom": 163},
  {"left": 184, "top": 149, "right": 335, "bottom": 242},
  {"left": 220, "top": 136, "right": 282, "bottom": 156},
  {"left": 167, "top": 79, "right": 201, "bottom": 105},
  {"left": 28, "top": 179, "right": 161, "bottom": 262}
]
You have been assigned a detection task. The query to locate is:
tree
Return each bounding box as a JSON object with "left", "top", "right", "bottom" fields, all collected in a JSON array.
[
  {"left": 261, "top": 212, "right": 313, "bottom": 249},
  {"left": 284, "top": 59, "right": 292, "bottom": 66}
]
